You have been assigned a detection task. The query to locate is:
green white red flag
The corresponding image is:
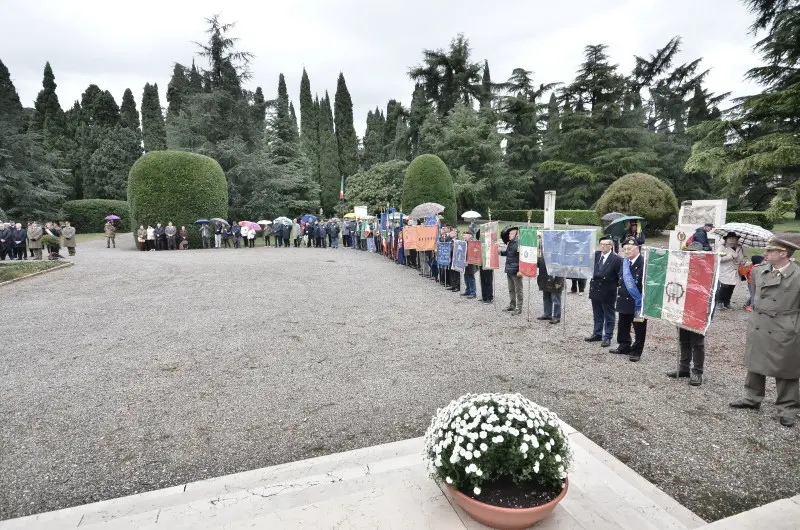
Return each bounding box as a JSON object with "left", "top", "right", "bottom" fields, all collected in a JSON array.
[
  {"left": 519, "top": 227, "right": 538, "bottom": 277},
  {"left": 642, "top": 247, "right": 719, "bottom": 335}
]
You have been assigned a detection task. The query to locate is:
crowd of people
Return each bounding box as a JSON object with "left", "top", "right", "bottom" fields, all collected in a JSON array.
[{"left": 0, "top": 220, "right": 78, "bottom": 261}]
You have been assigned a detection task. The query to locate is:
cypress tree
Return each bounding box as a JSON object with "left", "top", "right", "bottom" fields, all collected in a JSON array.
[
  {"left": 362, "top": 107, "right": 386, "bottom": 168},
  {"left": 317, "top": 94, "right": 340, "bottom": 214},
  {"left": 289, "top": 102, "right": 299, "bottom": 142},
  {"left": 120, "top": 88, "right": 140, "bottom": 133},
  {"left": 408, "top": 84, "right": 430, "bottom": 158},
  {"left": 384, "top": 100, "right": 404, "bottom": 154},
  {"left": 252, "top": 86, "right": 267, "bottom": 141},
  {"left": 141, "top": 83, "right": 167, "bottom": 151},
  {"left": 274, "top": 74, "right": 294, "bottom": 144},
  {"left": 299, "top": 69, "right": 315, "bottom": 143},
  {"left": 166, "top": 63, "right": 188, "bottom": 117},
  {"left": 189, "top": 59, "right": 203, "bottom": 93},
  {"left": 32, "top": 62, "right": 64, "bottom": 132},
  {"left": 0, "top": 59, "right": 23, "bottom": 119},
  {"left": 333, "top": 73, "right": 358, "bottom": 178},
  {"left": 94, "top": 90, "right": 120, "bottom": 128},
  {"left": 479, "top": 59, "right": 493, "bottom": 110}
]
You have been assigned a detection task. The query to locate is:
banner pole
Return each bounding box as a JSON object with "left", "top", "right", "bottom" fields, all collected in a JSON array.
[
  {"left": 561, "top": 280, "right": 567, "bottom": 326},
  {"left": 527, "top": 278, "right": 531, "bottom": 322}
]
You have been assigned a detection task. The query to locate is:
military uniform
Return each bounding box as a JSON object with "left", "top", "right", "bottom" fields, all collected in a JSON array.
[
  {"left": 730, "top": 235, "right": 800, "bottom": 426},
  {"left": 104, "top": 222, "right": 116, "bottom": 248},
  {"left": 62, "top": 224, "right": 76, "bottom": 256},
  {"left": 27, "top": 223, "right": 43, "bottom": 260},
  {"left": 611, "top": 236, "right": 647, "bottom": 361}
]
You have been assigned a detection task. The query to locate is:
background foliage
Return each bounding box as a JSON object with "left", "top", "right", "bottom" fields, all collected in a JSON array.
[{"left": 61, "top": 199, "right": 130, "bottom": 233}]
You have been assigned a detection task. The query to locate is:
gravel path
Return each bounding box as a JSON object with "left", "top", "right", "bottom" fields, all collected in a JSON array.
[{"left": 1, "top": 237, "right": 798, "bottom": 522}]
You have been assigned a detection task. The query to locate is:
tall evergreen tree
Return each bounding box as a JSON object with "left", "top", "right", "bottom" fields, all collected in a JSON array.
[
  {"left": 189, "top": 59, "right": 203, "bottom": 93},
  {"left": 141, "top": 83, "right": 167, "bottom": 151},
  {"left": 32, "top": 62, "right": 64, "bottom": 133},
  {"left": 195, "top": 14, "right": 254, "bottom": 94},
  {"left": 408, "top": 84, "right": 431, "bottom": 157},
  {"left": 119, "top": 88, "right": 140, "bottom": 133},
  {"left": 479, "top": 60, "right": 494, "bottom": 110},
  {"left": 362, "top": 107, "right": 386, "bottom": 168},
  {"left": 317, "top": 94, "right": 340, "bottom": 214},
  {"left": 333, "top": 72, "right": 358, "bottom": 178},
  {"left": 288, "top": 102, "right": 299, "bottom": 142},
  {"left": 383, "top": 100, "right": 406, "bottom": 158},
  {"left": 166, "top": 63, "right": 189, "bottom": 117}
]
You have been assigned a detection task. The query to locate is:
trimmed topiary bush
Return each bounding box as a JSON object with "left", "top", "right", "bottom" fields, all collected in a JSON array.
[
  {"left": 402, "top": 154, "right": 457, "bottom": 225},
  {"left": 127, "top": 151, "right": 228, "bottom": 249},
  {"left": 727, "top": 211, "right": 774, "bottom": 230},
  {"left": 62, "top": 199, "right": 130, "bottom": 233},
  {"left": 596, "top": 173, "right": 679, "bottom": 235}
]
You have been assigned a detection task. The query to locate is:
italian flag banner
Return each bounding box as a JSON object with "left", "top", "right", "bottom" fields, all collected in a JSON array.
[
  {"left": 642, "top": 247, "right": 719, "bottom": 335},
  {"left": 519, "top": 227, "right": 538, "bottom": 277},
  {"left": 480, "top": 221, "right": 499, "bottom": 270}
]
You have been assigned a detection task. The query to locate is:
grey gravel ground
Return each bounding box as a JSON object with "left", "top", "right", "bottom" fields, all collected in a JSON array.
[{"left": 1, "top": 236, "right": 798, "bottom": 523}]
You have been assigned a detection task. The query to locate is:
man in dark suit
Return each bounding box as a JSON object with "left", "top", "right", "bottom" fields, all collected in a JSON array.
[
  {"left": 585, "top": 236, "right": 622, "bottom": 347},
  {"left": 610, "top": 236, "right": 648, "bottom": 362}
]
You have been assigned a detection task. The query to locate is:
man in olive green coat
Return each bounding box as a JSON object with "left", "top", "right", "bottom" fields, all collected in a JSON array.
[
  {"left": 27, "top": 221, "right": 43, "bottom": 260},
  {"left": 730, "top": 234, "right": 800, "bottom": 427},
  {"left": 104, "top": 221, "right": 116, "bottom": 248},
  {"left": 62, "top": 221, "right": 76, "bottom": 256}
]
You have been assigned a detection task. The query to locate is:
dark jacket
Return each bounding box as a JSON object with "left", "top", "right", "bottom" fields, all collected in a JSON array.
[
  {"left": 232, "top": 225, "right": 241, "bottom": 236},
  {"left": 693, "top": 227, "right": 711, "bottom": 251},
  {"left": 536, "top": 257, "right": 564, "bottom": 292},
  {"left": 155, "top": 226, "right": 166, "bottom": 239},
  {"left": 328, "top": 223, "right": 340, "bottom": 237},
  {"left": 0, "top": 228, "right": 12, "bottom": 249},
  {"left": 589, "top": 251, "right": 622, "bottom": 304},
  {"left": 616, "top": 254, "right": 645, "bottom": 315},
  {"left": 11, "top": 228, "right": 26, "bottom": 248},
  {"left": 501, "top": 240, "right": 519, "bottom": 274}
]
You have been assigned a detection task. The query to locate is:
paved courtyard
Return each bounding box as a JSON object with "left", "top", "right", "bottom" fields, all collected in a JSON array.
[{"left": 1, "top": 235, "right": 799, "bottom": 522}]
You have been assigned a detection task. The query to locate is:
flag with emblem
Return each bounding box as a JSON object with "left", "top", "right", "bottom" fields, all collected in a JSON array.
[
  {"left": 452, "top": 240, "right": 467, "bottom": 272},
  {"left": 480, "top": 221, "right": 499, "bottom": 269},
  {"left": 519, "top": 227, "right": 538, "bottom": 277},
  {"left": 642, "top": 247, "right": 719, "bottom": 335},
  {"left": 542, "top": 229, "right": 596, "bottom": 279}
]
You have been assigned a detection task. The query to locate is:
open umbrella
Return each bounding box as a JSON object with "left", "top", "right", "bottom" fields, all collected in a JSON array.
[
  {"left": 194, "top": 219, "right": 210, "bottom": 224},
  {"left": 238, "top": 220, "right": 261, "bottom": 231},
  {"left": 300, "top": 214, "right": 317, "bottom": 223},
  {"left": 409, "top": 202, "right": 445, "bottom": 219},
  {"left": 210, "top": 217, "right": 230, "bottom": 227},
  {"left": 461, "top": 210, "right": 482, "bottom": 219},
  {"left": 257, "top": 220, "right": 272, "bottom": 225},
  {"left": 274, "top": 216, "right": 292, "bottom": 225},
  {"left": 603, "top": 216, "right": 645, "bottom": 239},
  {"left": 713, "top": 222, "right": 774, "bottom": 248},
  {"left": 344, "top": 213, "right": 358, "bottom": 219},
  {"left": 104, "top": 215, "right": 121, "bottom": 221},
  {"left": 501, "top": 225, "right": 520, "bottom": 244},
  {"left": 601, "top": 212, "right": 625, "bottom": 222}
]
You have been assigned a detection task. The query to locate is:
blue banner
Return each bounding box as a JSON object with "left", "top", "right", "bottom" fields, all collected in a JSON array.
[
  {"left": 367, "top": 238, "right": 376, "bottom": 252},
  {"left": 437, "top": 241, "right": 452, "bottom": 267},
  {"left": 452, "top": 240, "right": 467, "bottom": 272},
  {"left": 541, "top": 229, "right": 596, "bottom": 279},
  {"left": 424, "top": 215, "right": 438, "bottom": 226}
]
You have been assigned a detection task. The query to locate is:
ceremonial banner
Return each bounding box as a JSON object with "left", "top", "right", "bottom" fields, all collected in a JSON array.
[
  {"left": 416, "top": 226, "right": 438, "bottom": 251},
  {"left": 437, "top": 241, "right": 452, "bottom": 267},
  {"left": 642, "top": 247, "right": 719, "bottom": 335},
  {"left": 354, "top": 206, "right": 368, "bottom": 218},
  {"left": 367, "top": 238, "right": 376, "bottom": 252},
  {"left": 466, "top": 240, "right": 482, "bottom": 265},
  {"left": 480, "top": 221, "right": 499, "bottom": 270},
  {"left": 452, "top": 240, "right": 467, "bottom": 272},
  {"left": 519, "top": 227, "right": 538, "bottom": 278},
  {"left": 541, "top": 229, "right": 595, "bottom": 279},
  {"left": 403, "top": 226, "right": 417, "bottom": 250}
]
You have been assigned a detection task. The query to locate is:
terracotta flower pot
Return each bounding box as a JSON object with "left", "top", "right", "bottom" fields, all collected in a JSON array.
[{"left": 447, "top": 478, "right": 568, "bottom": 530}]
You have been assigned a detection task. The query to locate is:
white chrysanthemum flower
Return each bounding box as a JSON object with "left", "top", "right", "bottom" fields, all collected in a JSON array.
[
  {"left": 526, "top": 419, "right": 534, "bottom": 428},
  {"left": 479, "top": 431, "right": 487, "bottom": 439},
  {"left": 533, "top": 461, "right": 540, "bottom": 473},
  {"left": 480, "top": 443, "right": 488, "bottom": 452},
  {"left": 545, "top": 442, "right": 551, "bottom": 452},
  {"left": 520, "top": 442, "right": 529, "bottom": 453},
  {"left": 531, "top": 438, "right": 539, "bottom": 449},
  {"left": 539, "top": 452, "right": 544, "bottom": 460},
  {"left": 445, "top": 476, "right": 453, "bottom": 484},
  {"left": 450, "top": 454, "right": 459, "bottom": 464},
  {"left": 509, "top": 427, "right": 519, "bottom": 437},
  {"left": 498, "top": 407, "right": 506, "bottom": 413},
  {"left": 466, "top": 443, "right": 474, "bottom": 451},
  {"left": 476, "top": 469, "right": 483, "bottom": 477},
  {"left": 474, "top": 486, "right": 482, "bottom": 495},
  {"left": 555, "top": 454, "right": 562, "bottom": 463},
  {"left": 464, "top": 452, "right": 472, "bottom": 460},
  {"left": 473, "top": 450, "right": 481, "bottom": 458},
  {"left": 558, "top": 465, "right": 564, "bottom": 473},
  {"left": 500, "top": 425, "right": 509, "bottom": 433},
  {"left": 523, "top": 434, "right": 530, "bottom": 442}
]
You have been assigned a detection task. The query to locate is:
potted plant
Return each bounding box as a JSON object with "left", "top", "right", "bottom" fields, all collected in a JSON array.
[{"left": 423, "top": 393, "right": 571, "bottom": 529}]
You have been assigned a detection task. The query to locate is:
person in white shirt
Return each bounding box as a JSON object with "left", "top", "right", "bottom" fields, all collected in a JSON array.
[
  {"left": 247, "top": 225, "right": 256, "bottom": 248},
  {"left": 240, "top": 225, "right": 249, "bottom": 248},
  {"left": 146, "top": 224, "right": 155, "bottom": 251},
  {"left": 716, "top": 232, "right": 746, "bottom": 309}
]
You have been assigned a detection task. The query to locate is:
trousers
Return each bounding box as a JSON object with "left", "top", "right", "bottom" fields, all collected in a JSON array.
[
  {"left": 617, "top": 313, "right": 648, "bottom": 357},
  {"left": 743, "top": 372, "right": 800, "bottom": 420},
  {"left": 591, "top": 299, "right": 616, "bottom": 340},
  {"left": 506, "top": 273, "right": 523, "bottom": 308},
  {"left": 542, "top": 291, "right": 562, "bottom": 319},
  {"left": 480, "top": 269, "right": 494, "bottom": 301},
  {"left": 167, "top": 236, "right": 176, "bottom": 250}
]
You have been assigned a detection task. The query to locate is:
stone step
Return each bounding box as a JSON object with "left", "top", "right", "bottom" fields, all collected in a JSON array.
[{"left": 698, "top": 495, "right": 800, "bottom": 529}]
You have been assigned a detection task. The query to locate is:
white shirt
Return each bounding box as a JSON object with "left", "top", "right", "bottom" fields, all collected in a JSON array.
[
  {"left": 628, "top": 254, "right": 639, "bottom": 266},
  {"left": 600, "top": 251, "right": 611, "bottom": 267},
  {"left": 146, "top": 227, "right": 155, "bottom": 240},
  {"left": 240, "top": 227, "right": 249, "bottom": 238}
]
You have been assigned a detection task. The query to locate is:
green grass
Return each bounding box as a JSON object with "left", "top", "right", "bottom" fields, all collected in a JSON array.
[
  {"left": 773, "top": 219, "right": 800, "bottom": 232},
  {"left": 0, "top": 261, "right": 63, "bottom": 282}
]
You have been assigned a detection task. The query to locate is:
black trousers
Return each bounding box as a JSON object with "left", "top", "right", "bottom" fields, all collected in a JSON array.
[
  {"left": 717, "top": 283, "right": 735, "bottom": 307},
  {"left": 480, "top": 269, "right": 494, "bottom": 301},
  {"left": 14, "top": 247, "right": 25, "bottom": 260},
  {"left": 678, "top": 328, "right": 705, "bottom": 374},
  {"left": 617, "top": 313, "right": 648, "bottom": 357},
  {"left": 449, "top": 270, "right": 461, "bottom": 289},
  {"left": 0, "top": 247, "right": 11, "bottom": 260},
  {"left": 570, "top": 279, "right": 586, "bottom": 293},
  {"left": 167, "top": 236, "right": 177, "bottom": 250}
]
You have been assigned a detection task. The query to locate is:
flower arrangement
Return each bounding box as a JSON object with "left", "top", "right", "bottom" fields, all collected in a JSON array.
[{"left": 423, "top": 392, "right": 571, "bottom": 500}]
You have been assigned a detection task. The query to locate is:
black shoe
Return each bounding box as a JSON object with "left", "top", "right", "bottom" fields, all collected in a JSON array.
[
  {"left": 600, "top": 340, "right": 611, "bottom": 348},
  {"left": 628, "top": 355, "right": 641, "bottom": 362},
  {"left": 460, "top": 292, "right": 470, "bottom": 296},
  {"left": 512, "top": 309, "right": 522, "bottom": 316},
  {"left": 584, "top": 336, "right": 602, "bottom": 342},
  {"left": 536, "top": 315, "right": 550, "bottom": 321},
  {"left": 550, "top": 319, "right": 560, "bottom": 324},
  {"left": 504, "top": 306, "right": 516, "bottom": 312},
  {"left": 780, "top": 416, "right": 795, "bottom": 428},
  {"left": 667, "top": 371, "right": 690, "bottom": 379},
  {"left": 689, "top": 373, "right": 703, "bottom": 386},
  {"left": 609, "top": 347, "right": 627, "bottom": 354},
  {"left": 729, "top": 400, "right": 760, "bottom": 410}
]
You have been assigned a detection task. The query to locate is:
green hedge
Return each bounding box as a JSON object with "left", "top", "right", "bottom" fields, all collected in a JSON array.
[
  {"left": 727, "top": 211, "right": 774, "bottom": 230},
  {"left": 402, "top": 154, "right": 457, "bottom": 225},
  {"left": 62, "top": 199, "right": 130, "bottom": 233},
  {"left": 127, "top": 151, "right": 228, "bottom": 249},
  {"left": 488, "top": 209, "right": 601, "bottom": 225}
]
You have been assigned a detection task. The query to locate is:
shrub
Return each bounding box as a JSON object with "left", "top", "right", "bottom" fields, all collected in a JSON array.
[
  {"left": 61, "top": 199, "right": 130, "bottom": 233},
  {"left": 402, "top": 154, "right": 457, "bottom": 225},
  {"left": 423, "top": 393, "right": 571, "bottom": 499},
  {"left": 481, "top": 209, "right": 601, "bottom": 225},
  {"left": 727, "top": 211, "right": 774, "bottom": 230},
  {"left": 127, "top": 151, "right": 228, "bottom": 249},
  {"left": 596, "top": 173, "right": 678, "bottom": 235}
]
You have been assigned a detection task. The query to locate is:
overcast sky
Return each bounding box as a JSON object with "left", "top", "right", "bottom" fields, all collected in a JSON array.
[{"left": 1, "top": 0, "right": 763, "bottom": 137}]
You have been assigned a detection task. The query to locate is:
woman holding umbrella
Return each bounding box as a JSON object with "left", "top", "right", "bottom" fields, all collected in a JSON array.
[
  {"left": 717, "top": 232, "right": 746, "bottom": 310},
  {"left": 500, "top": 225, "right": 523, "bottom": 316}
]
